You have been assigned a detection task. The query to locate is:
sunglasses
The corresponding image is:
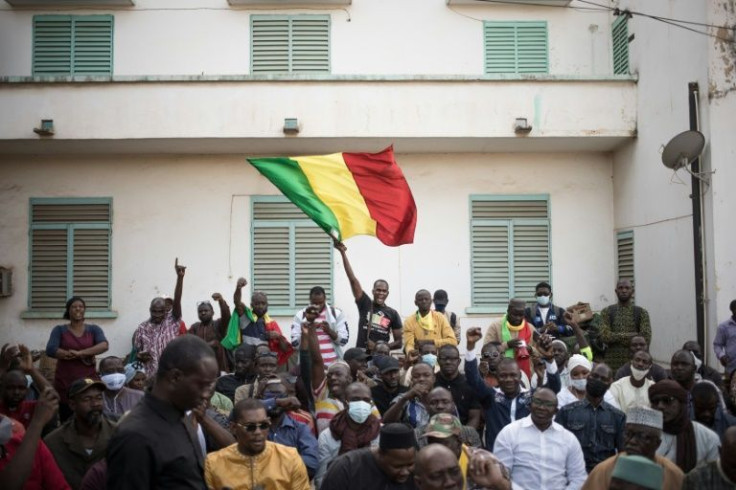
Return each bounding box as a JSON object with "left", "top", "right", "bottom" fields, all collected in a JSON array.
[
  {"left": 481, "top": 352, "right": 501, "bottom": 359},
  {"left": 234, "top": 421, "right": 271, "bottom": 432}
]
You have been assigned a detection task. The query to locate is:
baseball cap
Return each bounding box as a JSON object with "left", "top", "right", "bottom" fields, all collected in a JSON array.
[
  {"left": 344, "top": 347, "right": 371, "bottom": 362},
  {"left": 68, "top": 378, "right": 106, "bottom": 399},
  {"left": 374, "top": 355, "right": 400, "bottom": 373},
  {"left": 423, "top": 413, "right": 462, "bottom": 439}
]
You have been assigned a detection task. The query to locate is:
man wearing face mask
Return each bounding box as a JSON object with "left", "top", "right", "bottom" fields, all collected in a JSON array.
[
  {"left": 556, "top": 363, "right": 626, "bottom": 472},
  {"left": 609, "top": 350, "right": 656, "bottom": 414},
  {"left": 45, "top": 378, "right": 116, "bottom": 489},
  {"left": 315, "top": 382, "right": 381, "bottom": 488},
  {"left": 682, "top": 340, "right": 724, "bottom": 389},
  {"left": 614, "top": 336, "right": 668, "bottom": 382},
  {"left": 98, "top": 356, "right": 143, "bottom": 421},
  {"left": 557, "top": 354, "right": 621, "bottom": 409},
  {"left": 525, "top": 282, "right": 572, "bottom": 339},
  {"left": 257, "top": 377, "right": 318, "bottom": 480}
]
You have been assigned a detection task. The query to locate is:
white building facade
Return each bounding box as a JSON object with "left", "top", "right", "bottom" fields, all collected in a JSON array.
[{"left": 0, "top": 0, "right": 732, "bottom": 369}]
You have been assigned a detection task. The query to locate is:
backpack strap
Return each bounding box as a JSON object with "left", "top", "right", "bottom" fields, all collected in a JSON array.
[{"left": 450, "top": 312, "right": 457, "bottom": 329}]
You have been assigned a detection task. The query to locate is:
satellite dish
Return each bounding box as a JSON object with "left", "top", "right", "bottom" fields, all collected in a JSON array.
[{"left": 661, "top": 130, "right": 705, "bottom": 170}]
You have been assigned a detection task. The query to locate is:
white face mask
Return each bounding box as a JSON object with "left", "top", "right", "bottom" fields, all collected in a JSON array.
[
  {"left": 100, "top": 372, "right": 127, "bottom": 391},
  {"left": 630, "top": 366, "right": 650, "bottom": 381},
  {"left": 536, "top": 295, "right": 551, "bottom": 307},
  {"left": 570, "top": 378, "right": 587, "bottom": 391},
  {"left": 347, "top": 400, "right": 373, "bottom": 424}
]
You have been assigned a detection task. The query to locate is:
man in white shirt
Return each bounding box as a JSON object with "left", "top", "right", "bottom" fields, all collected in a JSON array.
[
  {"left": 609, "top": 350, "right": 655, "bottom": 414},
  {"left": 493, "top": 387, "right": 587, "bottom": 490}
]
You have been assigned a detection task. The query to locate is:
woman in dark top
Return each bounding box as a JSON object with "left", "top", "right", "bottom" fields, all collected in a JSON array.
[{"left": 46, "top": 296, "right": 108, "bottom": 420}]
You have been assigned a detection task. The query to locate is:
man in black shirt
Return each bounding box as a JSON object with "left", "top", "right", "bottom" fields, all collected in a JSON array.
[
  {"left": 335, "top": 241, "right": 403, "bottom": 352},
  {"left": 215, "top": 344, "right": 257, "bottom": 401},
  {"left": 434, "top": 345, "right": 481, "bottom": 429},
  {"left": 371, "top": 356, "right": 409, "bottom": 415},
  {"left": 107, "top": 335, "right": 219, "bottom": 490},
  {"left": 321, "top": 423, "right": 418, "bottom": 490}
]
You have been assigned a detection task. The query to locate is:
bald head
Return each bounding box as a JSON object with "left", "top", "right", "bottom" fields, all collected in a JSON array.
[{"left": 414, "top": 444, "right": 463, "bottom": 490}]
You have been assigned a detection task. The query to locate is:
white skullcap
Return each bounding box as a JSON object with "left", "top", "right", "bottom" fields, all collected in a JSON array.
[
  {"left": 627, "top": 407, "right": 663, "bottom": 430},
  {"left": 551, "top": 339, "right": 568, "bottom": 352},
  {"left": 567, "top": 354, "right": 592, "bottom": 374}
]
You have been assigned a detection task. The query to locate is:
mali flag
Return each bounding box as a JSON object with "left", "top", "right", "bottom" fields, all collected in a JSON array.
[{"left": 248, "top": 146, "right": 417, "bottom": 246}]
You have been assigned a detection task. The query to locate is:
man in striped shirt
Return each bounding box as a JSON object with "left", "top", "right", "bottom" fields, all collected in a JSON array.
[{"left": 290, "top": 287, "right": 349, "bottom": 367}]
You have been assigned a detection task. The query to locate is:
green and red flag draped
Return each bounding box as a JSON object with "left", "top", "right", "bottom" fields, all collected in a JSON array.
[{"left": 248, "top": 146, "right": 417, "bottom": 246}]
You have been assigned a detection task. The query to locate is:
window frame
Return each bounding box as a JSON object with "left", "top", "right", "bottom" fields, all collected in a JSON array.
[
  {"left": 483, "top": 20, "right": 549, "bottom": 75},
  {"left": 467, "top": 194, "right": 551, "bottom": 314},
  {"left": 250, "top": 196, "right": 334, "bottom": 316},
  {"left": 32, "top": 14, "right": 114, "bottom": 77},
  {"left": 23, "top": 197, "right": 115, "bottom": 319},
  {"left": 250, "top": 14, "right": 331, "bottom": 74}
]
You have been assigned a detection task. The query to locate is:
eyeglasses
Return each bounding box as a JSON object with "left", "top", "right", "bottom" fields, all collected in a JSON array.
[
  {"left": 650, "top": 395, "right": 677, "bottom": 406},
  {"left": 234, "top": 421, "right": 271, "bottom": 432},
  {"left": 481, "top": 352, "right": 501, "bottom": 359},
  {"left": 531, "top": 398, "right": 557, "bottom": 408}
]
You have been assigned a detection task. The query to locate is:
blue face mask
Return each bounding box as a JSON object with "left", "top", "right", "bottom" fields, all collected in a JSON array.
[
  {"left": 536, "top": 295, "right": 550, "bottom": 307},
  {"left": 348, "top": 400, "right": 373, "bottom": 424},
  {"left": 434, "top": 304, "right": 447, "bottom": 313},
  {"left": 421, "top": 353, "right": 437, "bottom": 367}
]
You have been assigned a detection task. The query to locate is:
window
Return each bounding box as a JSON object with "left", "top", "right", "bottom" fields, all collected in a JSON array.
[
  {"left": 251, "top": 15, "right": 330, "bottom": 74},
  {"left": 484, "top": 21, "right": 548, "bottom": 74},
  {"left": 32, "top": 15, "right": 114, "bottom": 76},
  {"left": 611, "top": 14, "right": 630, "bottom": 75},
  {"left": 470, "top": 196, "right": 550, "bottom": 311},
  {"left": 27, "top": 198, "right": 112, "bottom": 316},
  {"left": 251, "top": 197, "right": 333, "bottom": 313},
  {"left": 616, "top": 230, "right": 634, "bottom": 284}
]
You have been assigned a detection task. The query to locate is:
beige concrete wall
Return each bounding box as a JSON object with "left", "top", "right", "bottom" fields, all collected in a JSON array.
[{"left": 0, "top": 151, "right": 614, "bottom": 356}]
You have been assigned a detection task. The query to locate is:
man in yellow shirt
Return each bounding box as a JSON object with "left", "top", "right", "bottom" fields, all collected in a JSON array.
[
  {"left": 403, "top": 290, "right": 457, "bottom": 353},
  {"left": 421, "top": 413, "right": 470, "bottom": 488},
  {"left": 204, "top": 398, "right": 310, "bottom": 490}
]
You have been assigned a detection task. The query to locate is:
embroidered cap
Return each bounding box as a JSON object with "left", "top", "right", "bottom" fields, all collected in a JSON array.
[
  {"left": 611, "top": 455, "right": 663, "bottom": 490},
  {"left": 627, "top": 407, "right": 663, "bottom": 430}
]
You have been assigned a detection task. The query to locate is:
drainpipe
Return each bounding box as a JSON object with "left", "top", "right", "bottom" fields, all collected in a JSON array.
[{"left": 688, "top": 82, "right": 706, "bottom": 355}]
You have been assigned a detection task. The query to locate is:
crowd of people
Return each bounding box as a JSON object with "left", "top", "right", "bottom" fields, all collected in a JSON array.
[{"left": 1, "top": 246, "right": 736, "bottom": 490}]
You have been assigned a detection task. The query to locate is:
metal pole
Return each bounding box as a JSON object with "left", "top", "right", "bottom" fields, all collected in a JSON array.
[{"left": 688, "top": 82, "right": 706, "bottom": 353}]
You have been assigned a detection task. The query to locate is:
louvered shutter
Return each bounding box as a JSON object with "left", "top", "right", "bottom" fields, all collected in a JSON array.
[
  {"left": 291, "top": 17, "right": 330, "bottom": 73},
  {"left": 612, "top": 15, "right": 629, "bottom": 75},
  {"left": 29, "top": 229, "right": 68, "bottom": 310},
  {"left": 33, "top": 16, "right": 73, "bottom": 75},
  {"left": 517, "top": 23, "right": 548, "bottom": 74},
  {"left": 471, "top": 198, "right": 550, "bottom": 308},
  {"left": 251, "top": 18, "right": 290, "bottom": 73},
  {"left": 252, "top": 199, "right": 333, "bottom": 310},
  {"left": 72, "top": 16, "right": 113, "bottom": 75},
  {"left": 251, "top": 16, "right": 329, "bottom": 74},
  {"left": 471, "top": 224, "right": 510, "bottom": 306},
  {"left": 33, "top": 15, "right": 113, "bottom": 76},
  {"left": 484, "top": 22, "right": 548, "bottom": 75},
  {"left": 512, "top": 223, "right": 550, "bottom": 301},
  {"left": 617, "top": 231, "right": 634, "bottom": 284},
  {"left": 29, "top": 200, "right": 112, "bottom": 312}
]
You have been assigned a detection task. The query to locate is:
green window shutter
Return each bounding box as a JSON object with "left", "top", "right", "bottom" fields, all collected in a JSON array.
[
  {"left": 471, "top": 223, "right": 510, "bottom": 306},
  {"left": 29, "top": 228, "right": 68, "bottom": 310},
  {"left": 485, "top": 21, "right": 548, "bottom": 75},
  {"left": 32, "top": 15, "right": 113, "bottom": 76},
  {"left": 251, "top": 199, "right": 333, "bottom": 311},
  {"left": 612, "top": 15, "right": 629, "bottom": 75},
  {"left": 471, "top": 197, "right": 550, "bottom": 308},
  {"left": 72, "top": 16, "right": 113, "bottom": 75},
  {"left": 251, "top": 18, "right": 290, "bottom": 74},
  {"left": 291, "top": 17, "right": 330, "bottom": 73},
  {"left": 29, "top": 199, "right": 112, "bottom": 312},
  {"left": 617, "top": 231, "right": 634, "bottom": 284},
  {"left": 251, "top": 15, "right": 330, "bottom": 74},
  {"left": 33, "top": 16, "right": 73, "bottom": 75}
]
